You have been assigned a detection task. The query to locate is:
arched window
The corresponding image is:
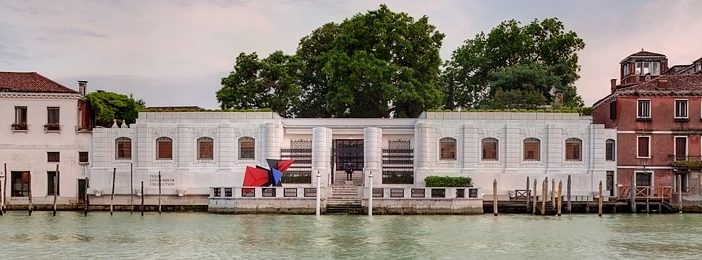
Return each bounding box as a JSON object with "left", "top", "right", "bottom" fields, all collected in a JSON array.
[
  {"left": 115, "top": 137, "right": 132, "bottom": 160},
  {"left": 239, "top": 137, "right": 255, "bottom": 160},
  {"left": 482, "top": 138, "right": 499, "bottom": 160},
  {"left": 197, "top": 137, "right": 214, "bottom": 160},
  {"left": 565, "top": 138, "right": 582, "bottom": 161},
  {"left": 156, "top": 137, "right": 173, "bottom": 160},
  {"left": 439, "top": 137, "right": 456, "bottom": 160},
  {"left": 605, "top": 139, "right": 615, "bottom": 161},
  {"left": 523, "top": 138, "right": 540, "bottom": 161}
]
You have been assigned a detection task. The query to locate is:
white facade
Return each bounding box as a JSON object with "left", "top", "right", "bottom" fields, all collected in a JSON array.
[
  {"left": 90, "top": 111, "right": 616, "bottom": 204},
  {"left": 0, "top": 92, "right": 91, "bottom": 206}
]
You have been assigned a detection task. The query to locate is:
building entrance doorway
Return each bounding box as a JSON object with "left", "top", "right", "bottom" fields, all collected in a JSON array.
[{"left": 333, "top": 139, "right": 364, "bottom": 185}]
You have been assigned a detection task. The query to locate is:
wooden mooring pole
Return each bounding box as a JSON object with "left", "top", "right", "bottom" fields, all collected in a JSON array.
[
  {"left": 551, "top": 178, "right": 556, "bottom": 204},
  {"left": 53, "top": 164, "right": 59, "bottom": 216},
  {"left": 110, "top": 168, "right": 116, "bottom": 215},
  {"left": 525, "top": 176, "right": 530, "bottom": 213},
  {"left": 678, "top": 174, "right": 683, "bottom": 213},
  {"left": 598, "top": 181, "right": 603, "bottom": 217},
  {"left": 158, "top": 171, "right": 162, "bottom": 214},
  {"left": 567, "top": 175, "right": 572, "bottom": 214},
  {"left": 130, "top": 163, "right": 134, "bottom": 214},
  {"left": 532, "top": 178, "right": 537, "bottom": 215},
  {"left": 631, "top": 172, "right": 637, "bottom": 213},
  {"left": 541, "top": 177, "right": 547, "bottom": 215},
  {"left": 557, "top": 181, "right": 563, "bottom": 216},
  {"left": 28, "top": 172, "right": 32, "bottom": 216},
  {"left": 2, "top": 162, "right": 7, "bottom": 215},
  {"left": 140, "top": 181, "right": 144, "bottom": 216},
  {"left": 493, "top": 179, "right": 498, "bottom": 216},
  {"left": 84, "top": 177, "right": 89, "bottom": 216}
]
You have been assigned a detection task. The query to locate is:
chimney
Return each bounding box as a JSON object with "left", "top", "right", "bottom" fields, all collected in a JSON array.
[
  {"left": 657, "top": 78, "right": 669, "bottom": 89},
  {"left": 78, "top": 81, "right": 87, "bottom": 96},
  {"left": 610, "top": 79, "right": 617, "bottom": 93}
]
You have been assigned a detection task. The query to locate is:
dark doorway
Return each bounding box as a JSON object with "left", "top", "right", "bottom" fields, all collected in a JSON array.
[
  {"left": 78, "top": 179, "right": 87, "bottom": 204},
  {"left": 636, "top": 172, "right": 652, "bottom": 187},
  {"left": 334, "top": 139, "right": 364, "bottom": 171}
]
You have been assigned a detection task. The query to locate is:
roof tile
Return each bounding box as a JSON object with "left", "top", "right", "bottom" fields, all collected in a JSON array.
[{"left": 0, "top": 72, "right": 77, "bottom": 93}]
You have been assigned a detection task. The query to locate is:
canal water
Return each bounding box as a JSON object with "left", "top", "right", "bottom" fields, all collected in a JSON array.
[{"left": 1, "top": 212, "right": 701, "bottom": 259}]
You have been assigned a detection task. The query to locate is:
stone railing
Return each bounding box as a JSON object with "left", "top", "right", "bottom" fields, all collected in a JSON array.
[
  {"left": 363, "top": 187, "right": 482, "bottom": 199},
  {"left": 209, "top": 186, "right": 326, "bottom": 199}
]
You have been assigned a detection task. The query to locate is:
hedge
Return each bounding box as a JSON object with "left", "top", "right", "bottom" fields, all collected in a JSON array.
[{"left": 424, "top": 176, "right": 472, "bottom": 187}]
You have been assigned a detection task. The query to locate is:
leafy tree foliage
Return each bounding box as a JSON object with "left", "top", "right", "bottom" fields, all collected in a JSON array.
[
  {"left": 86, "top": 91, "right": 144, "bottom": 127},
  {"left": 443, "top": 18, "right": 585, "bottom": 109},
  {"left": 217, "top": 51, "right": 301, "bottom": 117},
  {"left": 217, "top": 5, "right": 445, "bottom": 118}
]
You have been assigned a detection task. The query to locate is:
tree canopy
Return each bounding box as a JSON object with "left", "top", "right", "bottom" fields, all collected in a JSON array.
[
  {"left": 86, "top": 91, "right": 144, "bottom": 127},
  {"left": 442, "top": 18, "right": 585, "bottom": 109},
  {"left": 217, "top": 5, "right": 445, "bottom": 118}
]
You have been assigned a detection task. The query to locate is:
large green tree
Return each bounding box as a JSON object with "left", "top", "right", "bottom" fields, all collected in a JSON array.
[
  {"left": 216, "top": 51, "right": 301, "bottom": 117},
  {"left": 218, "top": 5, "right": 445, "bottom": 118},
  {"left": 86, "top": 91, "right": 144, "bottom": 127},
  {"left": 443, "top": 18, "right": 585, "bottom": 109}
]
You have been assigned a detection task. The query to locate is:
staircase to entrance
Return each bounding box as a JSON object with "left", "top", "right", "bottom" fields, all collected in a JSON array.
[{"left": 327, "top": 171, "right": 364, "bottom": 214}]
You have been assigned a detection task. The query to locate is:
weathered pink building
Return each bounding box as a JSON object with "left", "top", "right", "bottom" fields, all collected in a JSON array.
[{"left": 594, "top": 50, "right": 702, "bottom": 209}]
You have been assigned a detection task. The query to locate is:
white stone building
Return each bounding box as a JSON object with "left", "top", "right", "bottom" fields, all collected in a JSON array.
[
  {"left": 89, "top": 111, "right": 616, "bottom": 206},
  {"left": 0, "top": 72, "right": 91, "bottom": 208}
]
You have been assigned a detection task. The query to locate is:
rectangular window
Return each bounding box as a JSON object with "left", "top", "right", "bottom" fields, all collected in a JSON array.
[
  {"left": 79, "top": 152, "right": 89, "bottom": 164},
  {"left": 284, "top": 188, "right": 298, "bottom": 197},
  {"left": 373, "top": 188, "right": 384, "bottom": 198},
  {"left": 11, "top": 171, "right": 30, "bottom": 197},
  {"left": 606, "top": 140, "right": 616, "bottom": 161},
  {"left": 242, "top": 188, "right": 255, "bottom": 197},
  {"left": 304, "top": 188, "right": 316, "bottom": 197},
  {"left": 239, "top": 138, "right": 255, "bottom": 160},
  {"left": 262, "top": 188, "right": 276, "bottom": 197},
  {"left": 637, "top": 136, "right": 650, "bottom": 158},
  {"left": 13, "top": 106, "right": 28, "bottom": 130},
  {"left": 636, "top": 62, "right": 660, "bottom": 75},
  {"left": 675, "top": 100, "right": 688, "bottom": 119},
  {"left": 46, "top": 107, "right": 60, "bottom": 131},
  {"left": 523, "top": 139, "right": 540, "bottom": 161},
  {"left": 651, "top": 62, "right": 660, "bottom": 75},
  {"left": 224, "top": 188, "right": 232, "bottom": 197},
  {"left": 411, "top": 188, "right": 426, "bottom": 198},
  {"left": 637, "top": 100, "right": 651, "bottom": 119},
  {"left": 606, "top": 171, "right": 614, "bottom": 197},
  {"left": 213, "top": 187, "right": 221, "bottom": 197},
  {"left": 47, "top": 152, "right": 60, "bottom": 162},
  {"left": 609, "top": 101, "right": 617, "bottom": 120},
  {"left": 47, "top": 171, "right": 60, "bottom": 196},
  {"left": 390, "top": 188, "right": 404, "bottom": 198},
  {"left": 156, "top": 138, "right": 173, "bottom": 160},
  {"left": 675, "top": 136, "right": 687, "bottom": 161}
]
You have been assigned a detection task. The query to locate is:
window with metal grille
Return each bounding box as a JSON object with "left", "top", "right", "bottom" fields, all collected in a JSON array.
[
  {"left": 637, "top": 100, "right": 651, "bottom": 119},
  {"left": 239, "top": 137, "right": 255, "bottom": 160},
  {"left": 439, "top": 137, "right": 456, "bottom": 160},
  {"left": 565, "top": 138, "right": 582, "bottom": 161},
  {"left": 115, "top": 137, "right": 132, "bottom": 160},
  {"left": 47, "top": 171, "right": 60, "bottom": 196},
  {"left": 637, "top": 136, "right": 650, "bottom": 158},
  {"left": 156, "top": 137, "right": 173, "bottom": 160},
  {"left": 605, "top": 139, "right": 615, "bottom": 161},
  {"left": 481, "top": 138, "right": 498, "bottom": 160},
  {"left": 197, "top": 137, "right": 214, "bottom": 160},
  {"left": 523, "top": 138, "right": 540, "bottom": 161},
  {"left": 47, "top": 152, "right": 60, "bottom": 162},
  {"left": 79, "top": 152, "right": 89, "bottom": 163},
  {"left": 675, "top": 100, "right": 688, "bottom": 119}
]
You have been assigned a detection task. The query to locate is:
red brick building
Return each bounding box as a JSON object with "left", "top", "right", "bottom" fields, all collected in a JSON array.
[{"left": 594, "top": 50, "right": 702, "bottom": 208}]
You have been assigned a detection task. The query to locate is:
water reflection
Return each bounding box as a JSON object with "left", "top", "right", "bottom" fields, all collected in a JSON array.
[{"left": 1, "top": 212, "right": 702, "bottom": 259}]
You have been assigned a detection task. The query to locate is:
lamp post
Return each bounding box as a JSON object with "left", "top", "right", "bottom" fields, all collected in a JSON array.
[
  {"left": 316, "top": 171, "right": 321, "bottom": 217},
  {"left": 368, "top": 171, "right": 373, "bottom": 216}
]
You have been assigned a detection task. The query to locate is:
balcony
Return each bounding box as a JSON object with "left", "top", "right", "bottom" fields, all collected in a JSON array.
[
  {"left": 44, "top": 124, "right": 61, "bottom": 132},
  {"left": 670, "top": 155, "right": 702, "bottom": 170},
  {"left": 11, "top": 123, "right": 28, "bottom": 131}
]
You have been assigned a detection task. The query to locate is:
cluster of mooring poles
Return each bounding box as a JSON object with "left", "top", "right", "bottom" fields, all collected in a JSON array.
[
  {"left": 0, "top": 163, "right": 167, "bottom": 217},
  {"left": 491, "top": 175, "right": 604, "bottom": 217}
]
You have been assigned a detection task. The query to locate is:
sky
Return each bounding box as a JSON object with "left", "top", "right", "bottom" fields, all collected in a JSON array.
[{"left": 1, "top": 0, "right": 701, "bottom": 109}]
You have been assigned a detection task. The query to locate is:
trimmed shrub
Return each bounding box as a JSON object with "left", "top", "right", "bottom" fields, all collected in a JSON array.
[{"left": 424, "top": 176, "right": 472, "bottom": 187}]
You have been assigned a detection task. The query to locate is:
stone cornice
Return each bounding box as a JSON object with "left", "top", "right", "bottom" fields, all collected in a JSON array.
[{"left": 0, "top": 92, "right": 84, "bottom": 100}]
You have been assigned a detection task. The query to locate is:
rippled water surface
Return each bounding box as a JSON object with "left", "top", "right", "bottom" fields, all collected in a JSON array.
[{"left": 1, "top": 212, "right": 702, "bottom": 259}]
